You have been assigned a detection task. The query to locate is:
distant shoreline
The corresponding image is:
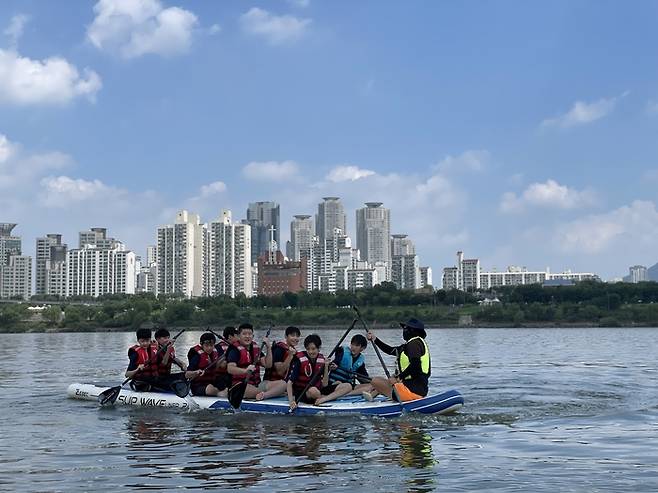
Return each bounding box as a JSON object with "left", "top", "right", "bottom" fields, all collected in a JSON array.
[{"left": 4, "top": 321, "right": 657, "bottom": 334}]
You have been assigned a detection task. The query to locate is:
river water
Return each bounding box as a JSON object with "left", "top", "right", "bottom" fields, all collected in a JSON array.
[{"left": 1, "top": 327, "right": 657, "bottom": 492}]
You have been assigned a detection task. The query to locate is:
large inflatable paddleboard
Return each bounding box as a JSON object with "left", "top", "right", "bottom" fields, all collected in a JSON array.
[{"left": 67, "top": 383, "right": 463, "bottom": 417}]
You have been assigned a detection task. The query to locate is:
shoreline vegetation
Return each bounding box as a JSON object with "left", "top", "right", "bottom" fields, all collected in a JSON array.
[{"left": 3, "top": 281, "right": 658, "bottom": 333}]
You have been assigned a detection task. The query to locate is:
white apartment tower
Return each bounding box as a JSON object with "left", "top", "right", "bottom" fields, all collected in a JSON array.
[
  {"left": 66, "top": 244, "right": 136, "bottom": 297},
  {"left": 206, "top": 210, "right": 252, "bottom": 298},
  {"left": 157, "top": 210, "right": 205, "bottom": 298},
  {"left": 390, "top": 234, "right": 419, "bottom": 290},
  {"left": 288, "top": 215, "right": 314, "bottom": 261},
  {"left": 356, "top": 202, "right": 391, "bottom": 280},
  {"left": 316, "top": 197, "right": 346, "bottom": 244},
  {"left": 0, "top": 223, "right": 32, "bottom": 300}
]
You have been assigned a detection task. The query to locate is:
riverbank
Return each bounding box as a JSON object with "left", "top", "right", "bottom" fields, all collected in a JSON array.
[{"left": 3, "top": 320, "right": 655, "bottom": 334}]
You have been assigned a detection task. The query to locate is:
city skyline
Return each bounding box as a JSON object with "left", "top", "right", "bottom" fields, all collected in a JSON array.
[{"left": 2, "top": 2, "right": 658, "bottom": 280}]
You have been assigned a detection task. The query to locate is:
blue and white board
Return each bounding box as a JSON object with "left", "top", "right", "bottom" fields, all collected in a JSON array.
[{"left": 67, "top": 383, "right": 463, "bottom": 418}]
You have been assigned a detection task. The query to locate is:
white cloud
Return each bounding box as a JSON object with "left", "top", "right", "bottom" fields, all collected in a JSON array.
[
  {"left": 87, "top": 0, "right": 198, "bottom": 58},
  {"left": 556, "top": 200, "right": 658, "bottom": 254},
  {"left": 434, "top": 150, "right": 489, "bottom": 173},
  {"left": 0, "top": 49, "right": 101, "bottom": 105},
  {"left": 500, "top": 179, "right": 596, "bottom": 213},
  {"left": 541, "top": 92, "right": 627, "bottom": 128},
  {"left": 0, "top": 134, "right": 16, "bottom": 163},
  {"left": 4, "top": 14, "right": 29, "bottom": 48},
  {"left": 0, "top": 133, "right": 73, "bottom": 188},
  {"left": 40, "top": 175, "right": 123, "bottom": 207},
  {"left": 208, "top": 24, "right": 221, "bottom": 35},
  {"left": 240, "top": 8, "right": 311, "bottom": 45},
  {"left": 326, "top": 165, "right": 375, "bottom": 182},
  {"left": 243, "top": 160, "right": 300, "bottom": 182},
  {"left": 199, "top": 180, "right": 227, "bottom": 197}
]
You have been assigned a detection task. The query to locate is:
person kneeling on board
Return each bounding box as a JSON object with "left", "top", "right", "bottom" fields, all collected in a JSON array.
[
  {"left": 185, "top": 332, "right": 227, "bottom": 397},
  {"left": 364, "top": 318, "right": 431, "bottom": 402},
  {"left": 287, "top": 334, "right": 352, "bottom": 411}
]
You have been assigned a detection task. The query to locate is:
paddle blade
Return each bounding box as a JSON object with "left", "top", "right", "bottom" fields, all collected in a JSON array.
[
  {"left": 171, "top": 379, "right": 190, "bottom": 398},
  {"left": 98, "top": 385, "right": 121, "bottom": 406},
  {"left": 228, "top": 381, "right": 248, "bottom": 409}
]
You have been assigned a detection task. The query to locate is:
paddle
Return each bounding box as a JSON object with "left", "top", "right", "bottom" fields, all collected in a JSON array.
[
  {"left": 290, "top": 318, "right": 358, "bottom": 411},
  {"left": 352, "top": 306, "right": 401, "bottom": 401},
  {"left": 227, "top": 326, "right": 272, "bottom": 409},
  {"left": 98, "top": 328, "right": 186, "bottom": 406}
]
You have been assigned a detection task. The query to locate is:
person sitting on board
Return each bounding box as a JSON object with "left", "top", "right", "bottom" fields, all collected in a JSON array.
[
  {"left": 364, "top": 318, "right": 431, "bottom": 402},
  {"left": 125, "top": 328, "right": 159, "bottom": 391},
  {"left": 286, "top": 334, "right": 352, "bottom": 410},
  {"left": 226, "top": 323, "right": 274, "bottom": 401},
  {"left": 185, "top": 332, "right": 227, "bottom": 397},
  {"left": 212, "top": 325, "right": 238, "bottom": 391},
  {"left": 216, "top": 326, "right": 238, "bottom": 354},
  {"left": 328, "top": 334, "right": 373, "bottom": 396},
  {"left": 153, "top": 327, "right": 187, "bottom": 390},
  {"left": 264, "top": 326, "right": 301, "bottom": 382}
]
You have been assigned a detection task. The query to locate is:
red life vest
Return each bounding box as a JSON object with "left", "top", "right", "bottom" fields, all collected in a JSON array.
[
  {"left": 292, "top": 351, "right": 326, "bottom": 391},
  {"left": 230, "top": 342, "right": 262, "bottom": 386},
  {"left": 129, "top": 344, "right": 159, "bottom": 378},
  {"left": 155, "top": 344, "right": 176, "bottom": 376},
  {"left": 192, "top": 344, "right": 220, "bottom": 385},
  {"left": 263, "top": 341, "right": 291, "bottom": 381}
]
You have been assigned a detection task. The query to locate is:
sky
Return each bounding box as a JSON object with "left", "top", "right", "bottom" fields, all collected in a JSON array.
[{"left": 1, "top": 0, "right": 658, "bottom": 282}]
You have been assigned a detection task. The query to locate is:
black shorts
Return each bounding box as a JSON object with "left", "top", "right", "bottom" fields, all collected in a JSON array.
[
  {"left": 191, "top": 375, "right": 228, "bottom": 396},
  {"left": 294, "top": 387, "right": 318, "bottom": 404},
  {"left": 320, "top": 383, "right": 341, "bottom": 395}
]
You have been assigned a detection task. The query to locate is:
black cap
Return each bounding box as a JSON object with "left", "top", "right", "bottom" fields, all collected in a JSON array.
[{"left": 399, "top": 318, "right": 426, "bottom": 338}]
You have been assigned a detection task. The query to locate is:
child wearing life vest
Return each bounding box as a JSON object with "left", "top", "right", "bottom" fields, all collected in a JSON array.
[
  {"left": 152, "top": 328, "right": 187, "bottom": 391},
  {"left": 226, "top": 323, "right": 274, "bottom": 400},
  {"left": 185, "top": 332, "right": 227, "bottom": 397},
  {"left": 264, "top": 326, "right": 301, "bottom": 382},
  {"left": 126, "top": 328, "right": 159, "bottom": 391},
  {"left": 328, "top": 334, "right": 373, "bottom": 396},
  {"left": 287, "top": 334, "right": 352, "bottom": 410}
]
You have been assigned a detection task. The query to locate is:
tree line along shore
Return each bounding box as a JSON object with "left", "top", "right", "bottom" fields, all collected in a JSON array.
[{"left": 3, "top": 281, "right": 658, "bottom": 333}]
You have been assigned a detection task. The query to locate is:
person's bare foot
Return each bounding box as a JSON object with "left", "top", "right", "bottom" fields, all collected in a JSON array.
[
  {"left": 362, "top": 391, "right": 374, "bottom": 402},
  {"left": 314, "top": 397, "right": 327, "bottom": 406},
  {"left": 256, "top": 392, "right": 265, "bottom": 401}
]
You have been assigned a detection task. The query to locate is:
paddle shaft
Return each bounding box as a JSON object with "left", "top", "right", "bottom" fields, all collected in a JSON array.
[
  {"left": 293, "top": 318, "right": 358, "bottom": 405},
  {"left": 353, "top": 307, "right": 392, "bottom": 378}
]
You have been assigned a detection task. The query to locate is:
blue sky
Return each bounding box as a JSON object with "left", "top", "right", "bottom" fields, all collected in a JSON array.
[{"left": 2, "top": 0, "right": 658, "bottom": 281}]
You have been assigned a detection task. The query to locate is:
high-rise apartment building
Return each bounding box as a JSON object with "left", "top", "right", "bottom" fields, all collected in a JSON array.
[
  {"left": 206, "top": 210, "right": 252, "bottom": 298},
  {"left": 316, "top": 197, "right": 346, "bottom": 244},
  {"left": 288, "top": 215, "right": 314, "bottom": 261},
  {"left": 391, "top": 234, "right": 415, "bottom": 256},
  {"left": 356, "top": 203, "right": 391, "bottom": 278},
  {"left": 78, "top": 227, "right": 118, "bottom": 249},
  {"left": 628, "top": 265, "right": 649, "bottom": 283},
  {"left": 246, "top": 201, "right": 279, "bottom": 265},
  {"left": 35, "top": 234, "right": 66, "bottom": 296},
  {"left": 419, "top": 266, "right": 433, "bottom": 288},
  {"left": 146, "top": 245, "right": 157, "bottom": 267},
  {"left": 442, "top": 251, "right": 480, "bottom": 290},
  {"left": 0, "top": 223, "right": 31, "bottom": 300},
  {"left": 66, "top": 243, "right": 136, "bottom": 297},
  {"left": 157, "top": 210, "right": 205, "bottom": 298}
]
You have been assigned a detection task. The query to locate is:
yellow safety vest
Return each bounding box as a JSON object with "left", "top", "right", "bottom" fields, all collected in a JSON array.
[{"left": 398, "top": 336, "right": 430, "bottom": 379}]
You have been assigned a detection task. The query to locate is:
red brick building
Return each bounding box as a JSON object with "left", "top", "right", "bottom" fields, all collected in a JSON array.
[{"left": 257, "top": 251, "right": 307, "bottom": 296}]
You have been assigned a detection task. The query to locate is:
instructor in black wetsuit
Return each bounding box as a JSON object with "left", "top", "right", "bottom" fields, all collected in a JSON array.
[{"left": 364, "top": 318, "right": 431, "bottom": 402}]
